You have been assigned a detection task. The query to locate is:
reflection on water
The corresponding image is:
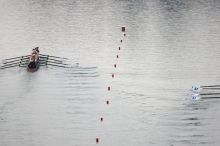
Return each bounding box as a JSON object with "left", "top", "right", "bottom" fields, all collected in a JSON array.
[{"left": 0, "top": 0, "right": 220, "bottom": 146}]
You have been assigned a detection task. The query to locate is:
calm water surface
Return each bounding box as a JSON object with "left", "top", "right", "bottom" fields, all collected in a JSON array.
[{"left": 0, "top": 0, "right": 220, "bottom": 146}]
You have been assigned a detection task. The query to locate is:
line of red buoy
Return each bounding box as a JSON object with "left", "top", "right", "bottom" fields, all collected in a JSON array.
[{"left": 96, "top": 26, "right": 126, "bottom": 144}]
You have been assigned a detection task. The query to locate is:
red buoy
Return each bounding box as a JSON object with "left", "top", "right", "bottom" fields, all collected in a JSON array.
[
  {"left": 108, "top": 86, "right": 111, "bottom": 91},
  {"left": 112, "top": 74, "right": 114, "bottom": 78},
  {"left": 106, "top": 100, "right": 109, "bottom": 105},
  {"left": 114, "top": 64, "right": 116, "bottom": 68},
  {"left": 96, "top": 138, "right": 99, "bottom": 143}
]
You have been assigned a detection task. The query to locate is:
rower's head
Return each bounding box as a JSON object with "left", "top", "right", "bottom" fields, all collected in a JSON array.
[{"left": 35, "top": 47, "right": 39, "bottom": 52}]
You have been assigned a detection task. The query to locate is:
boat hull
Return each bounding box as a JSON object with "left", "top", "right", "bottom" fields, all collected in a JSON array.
[{"left": 27, "top": 61, "right": 40, "bottom": 72}]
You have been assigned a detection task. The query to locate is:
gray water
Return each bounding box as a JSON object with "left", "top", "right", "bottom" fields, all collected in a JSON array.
[{"left": 0, "top": 0, "right": 220, "bottom": 146}]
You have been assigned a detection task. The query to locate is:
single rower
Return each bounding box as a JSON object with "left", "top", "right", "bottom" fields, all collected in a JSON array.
[{"left": 28, "top": 47, "right": 39, "bottom": 68}]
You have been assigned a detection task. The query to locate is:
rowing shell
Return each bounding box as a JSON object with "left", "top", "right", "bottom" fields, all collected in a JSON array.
[
  {"left": 191, "top": 85, "right": 202, "bottom": 93},
  {"left": 27, "top": 60, "right": 40, "bottom": 72}
]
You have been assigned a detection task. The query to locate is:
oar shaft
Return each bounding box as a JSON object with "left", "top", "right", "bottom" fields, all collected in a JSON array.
[
  {"left": 39, "top": 54, "right": 49, "bottom": 58},
  {"left": 202, "top": 88, "right": 220, "bottom": 90},
  {"left": 49, "top": 56, "right": 68, "bottom": 60},
  {"left": 3, "top": 58, "right": 29, "bottom": 64},
  {"left": 3, "top": 56, "right": 21, "bottom": 61},
  {"left": 45, "top": 63, "right": 68, "bottom": 68},
  {"left": 201, "top": 85, "right": 220, "bottom": 87},
  {"left": 47, "top": 58, "right": 63, "bottom": 63},
  {"left": 3, "top": 55, "right": 29, "bottom": 61},
  {"left": 3, "top": 60, "right": 20, "bottom": 64},
  {"left": 0, "top": 64, "right": 19, "bottom": 69},
  {"left": 200, "top": 93, "right": 220, "bottom": 95},
  {"left": 47, "top": 61, "right": 67, "bottom": 65},
  {"left": 39, "top": 54, "right": 68, "bottom": 60},
  {"left": 1, "top": 63, "right": 20, "bottom": 67},
  {"left": 40, "top": 61, "right": 67, "bottom": 65},
  {"left": 202, "top": 97, "right": 220, "bottom": 99},
  {"left": 2, "top": 59, "right": 21, "bottom": 64}
]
